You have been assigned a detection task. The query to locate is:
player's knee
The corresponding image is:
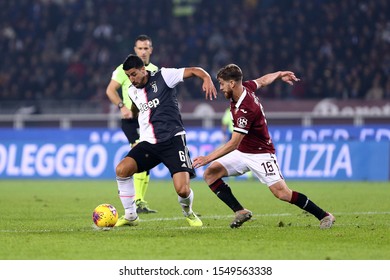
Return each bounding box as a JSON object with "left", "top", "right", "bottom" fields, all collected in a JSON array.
[
  {"left": 203, "top": 163, "right": 224, "bottom": 185},
  {"left": 276, "top": 191, "right": 291, "bottom": 202},
  {"left": 202, "top": 168, "right": 211, "bottom": 184},
  {"left": 269, "top": 181, "right": 291, "bottom": 202},
  {"left": 176, "top": 185, "right": 190, "bottom": 198},
  {"left": 115, "top": 162, "right": 133, "bottom": 177},
  {"left": 115, "top": 157, "right": 137, "bottom": 177},
  {"left": 115, "top": 164, "right": 127, "bottom": 177}
]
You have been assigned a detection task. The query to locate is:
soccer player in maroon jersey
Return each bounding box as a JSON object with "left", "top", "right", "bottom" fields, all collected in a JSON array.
[{"left": 193, "top": 64, "right": 335, "bottom": 229}]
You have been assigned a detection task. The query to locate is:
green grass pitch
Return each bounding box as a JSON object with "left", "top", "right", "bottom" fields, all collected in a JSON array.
[{"left": 0, "top": 179, "right": 389, "bottom": 260}]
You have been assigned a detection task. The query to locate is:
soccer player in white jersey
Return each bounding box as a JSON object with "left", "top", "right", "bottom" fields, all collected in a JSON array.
[
  {"left": 114, "top": 54, "right": 217, "bottom": 227},
  {"left": 106, "top": 35, "right": 158, "bottom": 214},
  {"left": 193, "top": 64, "right": 335, "bottom": 229}
]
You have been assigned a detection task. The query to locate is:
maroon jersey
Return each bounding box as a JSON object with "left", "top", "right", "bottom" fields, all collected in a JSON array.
[{"left": 230, "top": 80, "right": 275, "bottom": 154}]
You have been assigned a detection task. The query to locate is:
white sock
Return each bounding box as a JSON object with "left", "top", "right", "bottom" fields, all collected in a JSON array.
[
  {"left": 178, "top": 189, "right": 194, "bottom": 216},
  {"left": 116, "top": 176, "right": 137, "bottom": 220}
]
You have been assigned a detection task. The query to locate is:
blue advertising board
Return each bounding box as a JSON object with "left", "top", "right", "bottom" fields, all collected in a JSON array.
[{"left": 0, "top": 126, "right": 389, "bottom": 181}]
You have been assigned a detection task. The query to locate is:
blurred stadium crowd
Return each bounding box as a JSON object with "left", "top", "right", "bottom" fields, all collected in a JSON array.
[{"left": 1, "top": 0, "right": 389, "bottom": 109}]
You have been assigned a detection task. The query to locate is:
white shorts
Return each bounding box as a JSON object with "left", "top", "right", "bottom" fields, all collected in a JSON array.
[{"left": 216, "top": 150, "right": 284, "bottom": 187}]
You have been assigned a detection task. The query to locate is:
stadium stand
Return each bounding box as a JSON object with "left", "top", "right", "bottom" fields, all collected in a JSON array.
[{"left": 0, "top": 0, "right": 389, "bottom": 114}]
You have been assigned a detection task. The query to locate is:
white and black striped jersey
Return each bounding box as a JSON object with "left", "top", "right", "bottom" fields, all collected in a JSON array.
[{"left": 127, "top": 67, "right": 186, "bottom": 144}]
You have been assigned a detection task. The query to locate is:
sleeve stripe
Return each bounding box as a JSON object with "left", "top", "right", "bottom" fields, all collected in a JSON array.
[{"left": 233, "top": 127, "right": 248, "bottom": 134}]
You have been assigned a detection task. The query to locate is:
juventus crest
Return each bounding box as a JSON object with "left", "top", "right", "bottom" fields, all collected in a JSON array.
[{"left": 150, "top": 81, "right": 158, "bottom": 93}]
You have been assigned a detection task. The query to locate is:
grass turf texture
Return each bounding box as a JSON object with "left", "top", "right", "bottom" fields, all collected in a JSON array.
[{"left": 0, "top": 180, "right": 389, "bottom": 260}]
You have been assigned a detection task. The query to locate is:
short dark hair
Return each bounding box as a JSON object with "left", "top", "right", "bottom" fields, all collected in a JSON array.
[
  {"left": 135, "top": 34, "right": 152, "bottom": 46},
  {"left": 216, "top": 64, "right": 243, "bottom": 82},
  {"left": 122, "top": 54, "right": 144, "bottom": 71}
]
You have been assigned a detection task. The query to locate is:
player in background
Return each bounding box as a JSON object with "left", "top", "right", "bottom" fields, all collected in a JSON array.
[
  {"left": 114, "top": 54, "right": 217, "bottom": 227},
  {"left": 193, "top": 64, "right": 335, "bottom": 229},
  {"left": 106, "top": 35, "right": 157, "bottom": 214},
  {"left": 221, "top": 107, "right": 233, "bottom": 143}
]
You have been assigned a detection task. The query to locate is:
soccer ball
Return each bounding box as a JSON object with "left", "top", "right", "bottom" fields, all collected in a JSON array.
[{"left": 92, "top": 204, "right": 119, "bottom": 227}]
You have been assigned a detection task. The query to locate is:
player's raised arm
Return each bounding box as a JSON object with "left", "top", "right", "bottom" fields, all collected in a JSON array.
[
  {"left": 255, "top": 71, "right": 300, "bottom": 89},
  {"left": 183, "top": 67, "right": 217, "bottom": 100}
]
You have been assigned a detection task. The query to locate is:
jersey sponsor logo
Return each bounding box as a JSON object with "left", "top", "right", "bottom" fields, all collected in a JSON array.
[
  {"left": 139, "top": 98, "right": 160, "bottom": 113},
  {"left": 237, "top": 117, "right": 248, "bottom": 128}
]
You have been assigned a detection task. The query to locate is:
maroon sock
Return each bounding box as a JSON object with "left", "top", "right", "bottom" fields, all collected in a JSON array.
[
  {"left": 290, "top": 191, "right": 327, "bottom": 220},
  {"left": 209, "top": 178, "right": 244, "bottom": 212}
]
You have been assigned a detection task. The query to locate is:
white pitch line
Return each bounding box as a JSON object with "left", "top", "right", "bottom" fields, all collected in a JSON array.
[
  {"left": 0, "top": 211, "right": 389, "bottom": 233},
  {"left": 138, "top": 211, "right": 390, "bottom": 223}
]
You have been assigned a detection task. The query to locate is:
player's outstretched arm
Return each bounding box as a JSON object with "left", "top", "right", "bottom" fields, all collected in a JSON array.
[
  {"left": 255, "top": 71, "right": 300, "bottom": 89},
  {"left": 183, "top": 67, "right": 217, "bottom": 100},
  {"left": 193, "top": 132, "right": 244, "bottom": 168}
]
